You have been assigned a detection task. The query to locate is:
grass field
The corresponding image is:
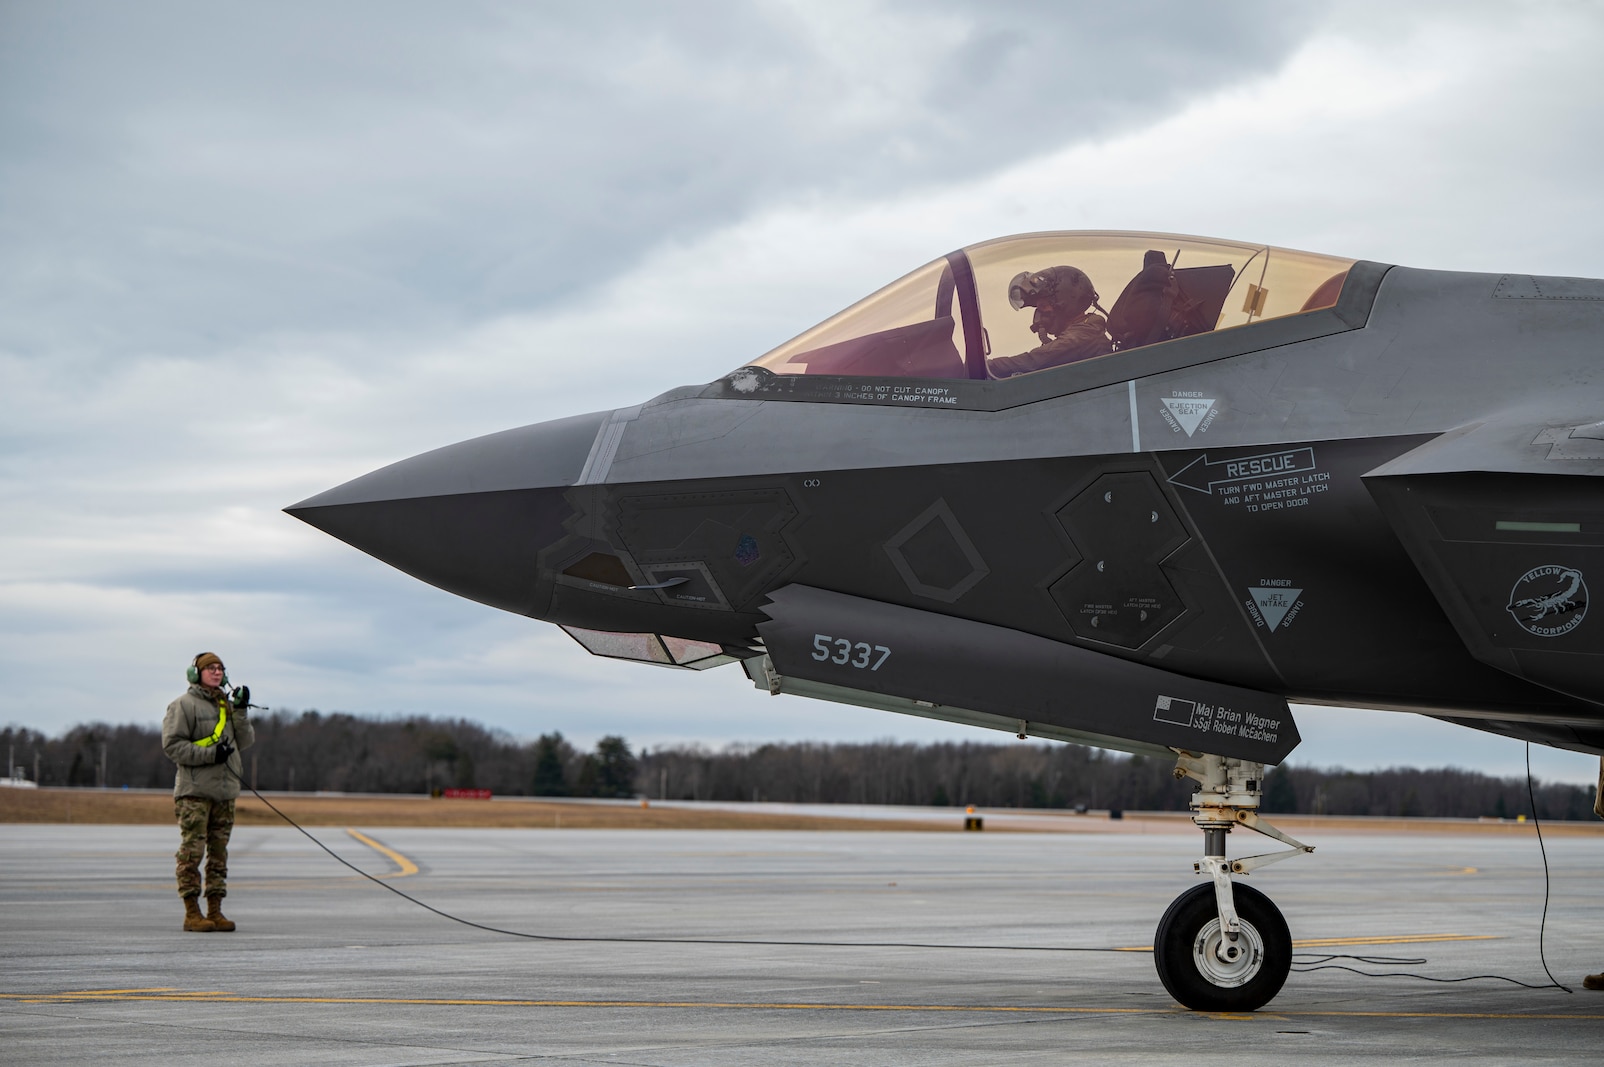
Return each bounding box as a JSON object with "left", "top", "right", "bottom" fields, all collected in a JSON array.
[{"left": 0, "top": 788, "right": 949, "bottom": 831}]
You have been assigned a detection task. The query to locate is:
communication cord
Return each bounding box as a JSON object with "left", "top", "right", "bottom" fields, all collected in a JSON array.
[
  {"left": 1290, "top": 954, "right": 1561, "bottom": 990},
  {"left": 1290, "top": 741, "right": 1572, "bottom": 993},
  {"left": 239, "top": 755, "right": 1576, "bottom": 985},
  {"left": 244, "top": 784, "right": 1119, "bottom": 954},
  {"left": 1526, "top": 741, "right": 1572, "bottom": 992}
]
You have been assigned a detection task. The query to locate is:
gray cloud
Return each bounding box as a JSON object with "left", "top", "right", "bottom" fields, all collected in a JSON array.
[{"left": 0, "top": 1, "right": 1315, "bottom": 359}]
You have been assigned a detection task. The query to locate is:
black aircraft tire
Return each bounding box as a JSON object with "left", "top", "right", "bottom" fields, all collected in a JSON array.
[{"left": 1153, "top": 882, "right": 1291, "bottom": 1012}]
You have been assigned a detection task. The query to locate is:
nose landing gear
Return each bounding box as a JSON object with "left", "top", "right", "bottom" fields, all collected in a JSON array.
[{"left": 1154, "top": 753, "right": 1313, "bottom": 1011}]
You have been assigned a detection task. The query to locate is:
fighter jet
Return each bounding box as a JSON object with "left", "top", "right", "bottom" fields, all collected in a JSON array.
[{"left": 288, "top": 230, "right": 1604, "bottom": 1011}]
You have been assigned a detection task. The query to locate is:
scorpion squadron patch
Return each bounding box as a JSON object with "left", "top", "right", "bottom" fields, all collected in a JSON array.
[{"left": 1506, "top": 565, "right": 1589, "bottom": 638}]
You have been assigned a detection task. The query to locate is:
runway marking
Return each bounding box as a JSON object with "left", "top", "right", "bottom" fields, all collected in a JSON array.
[
  {"left": 1109, "top": 930, "right": 1494, "bottom": 949},
  {"left": 1114, "top": 933, "right": 1499, "bottom": 952},
  {"left": 1, "top": 992, "right": 1158, "bottom": 1014},
  {"left": 3, "top": 990, "right": 1601, "bottom": 1021},
  {"left": 345, "top": 829, "right": 418, "bottom": 877},
  {"left": 1291, "top": 934, "right": 1497, "bottom": 948}
]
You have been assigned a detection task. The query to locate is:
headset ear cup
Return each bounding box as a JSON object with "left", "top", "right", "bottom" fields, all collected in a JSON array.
[{"left": 186, "top": 665, "right": 199, "bottom": 684}]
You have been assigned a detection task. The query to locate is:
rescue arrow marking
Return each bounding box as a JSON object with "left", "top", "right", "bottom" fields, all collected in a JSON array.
[{"left": 1167, "top": 447, "right": 1318, "bottom": 495}]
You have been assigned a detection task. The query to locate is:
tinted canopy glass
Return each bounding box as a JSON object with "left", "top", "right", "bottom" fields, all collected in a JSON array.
[{"left": 743, "top": 231, "right": 1355, "bottom": 381}]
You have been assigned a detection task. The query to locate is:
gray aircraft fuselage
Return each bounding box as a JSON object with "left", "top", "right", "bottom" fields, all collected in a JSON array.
[{"left": 288, "top": 241, "right": 1604, "bottom": 764}]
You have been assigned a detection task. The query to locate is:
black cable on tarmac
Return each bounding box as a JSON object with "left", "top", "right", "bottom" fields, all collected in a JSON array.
[
  {"left": 240, "top": 745, "right": 1580, "bottom": 988},
  {"left": 1526, "top": 741, "right": 1572, "bottom": 993},
  {"left": 1290, "top": 741, "right": 1572, "bottom": 993},
  {"left": 1291, "top": 954, "right": 1564, "bottom": 990},
  {"left": 245, "top": 785, "right": 1122, "bottom": 954}
]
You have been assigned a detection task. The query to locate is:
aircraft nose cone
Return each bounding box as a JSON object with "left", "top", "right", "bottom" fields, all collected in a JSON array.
[{"left": 286, "top": 410, "right": 610, "bottom": 615}]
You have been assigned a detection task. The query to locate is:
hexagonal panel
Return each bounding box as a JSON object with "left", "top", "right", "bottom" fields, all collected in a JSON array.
[
  {"left": 1050, "top": 564, "right": 1185, "bottom": 648},
  {"left": 1056, "top": 472, "right": 1188, "bottom": 564},
  {"left": 1048, "top": 471, "right": 1190, "bottom": 647}
]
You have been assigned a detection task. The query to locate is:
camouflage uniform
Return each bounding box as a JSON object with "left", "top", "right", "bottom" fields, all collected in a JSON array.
[
  {"left": 174, "top": 795, "right": 235, "bottom": 898},
  {"left": 162, "top": 682, "right": 254, "bottom": 900}
]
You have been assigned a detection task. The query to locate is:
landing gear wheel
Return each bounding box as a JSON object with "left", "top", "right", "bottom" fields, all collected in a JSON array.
[{"left": 1154, "top": 882, "right": 1291, "bottom": 1012}]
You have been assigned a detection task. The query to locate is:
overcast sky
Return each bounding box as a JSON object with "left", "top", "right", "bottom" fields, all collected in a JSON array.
[{"left": 3, "top": 1, "right": 1602, "bottom": 784}]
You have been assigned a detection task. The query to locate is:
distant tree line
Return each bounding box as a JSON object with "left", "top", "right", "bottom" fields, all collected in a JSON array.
[
  {"left": 1257, "top": 763, "right": 1599, "bottom": 821},
  {"left": 0, "top": 713, "right": 637, "bottom": 799},
  {"left": 0, "top": 714, "right": 1597, "bottom": 820},
  {"left": 637, "top": 740, "right": 1601, "bottom": 821},
  {"left": 637, "top": 740, "right": 1183, "bottom": 810}
]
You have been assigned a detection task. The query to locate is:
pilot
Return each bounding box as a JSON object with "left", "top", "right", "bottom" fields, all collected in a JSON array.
[
  {"left": 162, "top": 652, "right": 255, "bottom": 933},
  {"left": 988, "top": 265, "right": 1113, "bottom": 378}
]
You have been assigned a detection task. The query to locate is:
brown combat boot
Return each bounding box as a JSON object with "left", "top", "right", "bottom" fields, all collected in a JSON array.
[
  {"left": 1584, "top": 972, "right": 1604, "bottom": 991},
  {"left": 206, "top": 895, "right": 236, "bottom": 932},
  {"left": 182, "top": 896, "right": 216, "bottom": 932}
]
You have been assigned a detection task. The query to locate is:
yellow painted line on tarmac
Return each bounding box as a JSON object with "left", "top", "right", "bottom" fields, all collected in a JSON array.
[
  {"left": 345, "top": 829, "right": 419, "bottom": 878},
  {"left": 1115, "top": 933, "right": 1499, "bottom": 952},
  {"left": 3, "top": 990, "right": 1602, "bottom": 1020},
  {"left": 1291, "top": 934, "right": 1498, "bottom": 948},
  {"left": 0, "top": 992, "right": 1156, "bottom": 1014}
]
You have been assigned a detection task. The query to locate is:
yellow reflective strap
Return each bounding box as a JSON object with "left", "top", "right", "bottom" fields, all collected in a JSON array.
[{"left": 194, "top": 701, "right": 229, "bottom": 748}]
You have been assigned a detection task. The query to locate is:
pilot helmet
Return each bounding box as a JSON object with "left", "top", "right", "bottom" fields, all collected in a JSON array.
[{"left": 1007, "top": 265, "right": 1098, "bottom": 316}]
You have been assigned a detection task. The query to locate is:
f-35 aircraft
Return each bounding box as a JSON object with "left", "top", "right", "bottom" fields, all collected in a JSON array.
[{"left": 289, "top": 230, "right": 1603, "bottom": 1011}]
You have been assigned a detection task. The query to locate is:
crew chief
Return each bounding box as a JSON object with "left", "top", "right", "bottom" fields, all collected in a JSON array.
[{"left": 162, "top": 652, "right": 254, "bottom": 932}]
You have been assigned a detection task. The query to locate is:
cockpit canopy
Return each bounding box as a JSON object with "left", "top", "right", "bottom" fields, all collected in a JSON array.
[{"left": 743, "top": 232, "right": 1355, "bottom": 381}]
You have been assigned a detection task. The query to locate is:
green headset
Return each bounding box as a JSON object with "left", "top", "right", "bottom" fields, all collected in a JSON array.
[{"left": 186, "top": 653, "right": 229, "bottom": 687}]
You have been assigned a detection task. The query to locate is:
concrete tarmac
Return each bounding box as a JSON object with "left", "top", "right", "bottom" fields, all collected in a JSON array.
[{"left": 2, "top": 819, "right": 1602, "bottom": 1064}]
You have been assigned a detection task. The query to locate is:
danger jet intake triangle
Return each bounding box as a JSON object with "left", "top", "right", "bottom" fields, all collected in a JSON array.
[{"left": 1250, "top": 587, "right": 1302, "bottom": 632}]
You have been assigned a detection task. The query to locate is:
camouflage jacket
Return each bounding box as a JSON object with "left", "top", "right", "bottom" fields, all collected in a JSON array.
[{"left": 162, "top": 684, "right": 255, "bottom": 801}]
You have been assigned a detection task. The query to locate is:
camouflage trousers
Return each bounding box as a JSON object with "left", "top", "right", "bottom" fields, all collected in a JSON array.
[{"left": 174, "top": 796, "right": 235, "bottom": 899}]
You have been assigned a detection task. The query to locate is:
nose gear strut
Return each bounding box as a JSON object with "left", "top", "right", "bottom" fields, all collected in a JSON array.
[{"left": 1153, "top": 752, "right": 1314, "bottom": 1011}]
